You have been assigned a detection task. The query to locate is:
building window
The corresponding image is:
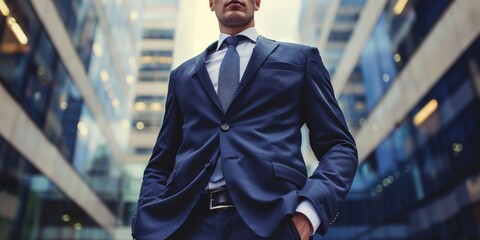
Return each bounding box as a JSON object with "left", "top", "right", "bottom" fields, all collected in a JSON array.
[
  {"left": 44, "top": 63, "right": 83, "bottom": 162},
  {"left": 134, "top": 147, "right": 152, "bottom": 155},
  {"left": 21, "top": 31, "right": 58, "bottom": 125},
  {"left": 0, "top": 136, "right": 111, "bottom": 240},
  {"left": 328, "top": 30, "right": 352, "bottom": 42},
  {"left": 0, "top": 0, "right": 41, "bottom": 97},
  {"left": 53, "top": 0, "right": 97, "bottom": 69},
  {"left": 142, "top": 28, "right": 174, "bottom": 40}
]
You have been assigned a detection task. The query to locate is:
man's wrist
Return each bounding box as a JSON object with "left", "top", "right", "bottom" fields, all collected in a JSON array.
[
  {"left": 292, "top": 212, "right": 313, "bottom": 239},
  {"left": 295, "top": 200, "right": 321, "bottom": 234}
]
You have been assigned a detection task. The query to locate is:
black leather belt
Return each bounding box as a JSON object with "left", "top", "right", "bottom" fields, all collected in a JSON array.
[{"left": 207, "top": 188, "right": 234, "bottom": 210}]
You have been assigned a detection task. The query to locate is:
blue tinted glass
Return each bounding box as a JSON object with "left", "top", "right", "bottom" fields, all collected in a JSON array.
[
  {"left": 44, "top": 63, "right": 83, "bottom": 161},
  {"left": 21, "top": 31, "right": 58, "bottom": 125},
  {"left": 0, "top": 137, "right": 111, "bottom": 240},
  {"left": 0, "top": 1, "right": 41, "bottom": 97},
  {"left": 334, "top": 36, "right": 480, "bottom": 239}
]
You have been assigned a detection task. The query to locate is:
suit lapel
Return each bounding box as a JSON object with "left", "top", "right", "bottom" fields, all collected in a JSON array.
[
  {"left": 234, "top": 36, "right": 279, "bottom": 99},
  {"left": 194, "top": 36, "right": 279, "bottom": 113},
  {"left": 195, "top": 41, "right": 223, "bottom": 112}
]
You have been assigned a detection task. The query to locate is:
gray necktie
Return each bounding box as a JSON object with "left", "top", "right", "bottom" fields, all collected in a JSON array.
[{"left": 210, "top": 36, "right": 242, "bottom": 183}]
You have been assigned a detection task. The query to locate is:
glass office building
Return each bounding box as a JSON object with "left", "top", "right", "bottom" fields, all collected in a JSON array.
[
  {"left": 299, "top": 0, "right": 480, "bottom": 239},
  {"left": 0, "top": 0, "right": 143, "bottom": 239},
  {"left": 298, "top": 0, "right": 367, "bottom": 172},
  {"left": 299, "top": 0, "right": 365, "bottom": 76},
  {"left": 121, "top": 0, "right": 179, "bottom": 237}
]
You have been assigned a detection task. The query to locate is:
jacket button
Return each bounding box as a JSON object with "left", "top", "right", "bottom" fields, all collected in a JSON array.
[
  {"left": 221, "top": 123, "right": 229, "bottom": 131},
  {"left": 204, "top": 161, "right": 211, "bottom": 168}
]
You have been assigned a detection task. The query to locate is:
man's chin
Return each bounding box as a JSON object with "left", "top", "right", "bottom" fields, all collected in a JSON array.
[
  {"left": 223, "top": 11, "right": 247, "bottom": 19},
  {"left": 221, "top": 14, "right": 253, "bottom": 27}
]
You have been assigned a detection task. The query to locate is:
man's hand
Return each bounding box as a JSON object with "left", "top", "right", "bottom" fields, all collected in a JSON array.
[{"left": 292, "top": 212, "right": 313, "bottom": 240}]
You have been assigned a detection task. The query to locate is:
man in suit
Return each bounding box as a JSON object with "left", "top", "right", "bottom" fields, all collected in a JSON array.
[{"left": 132, "top": 0, "right": 358, "bottom": 239}]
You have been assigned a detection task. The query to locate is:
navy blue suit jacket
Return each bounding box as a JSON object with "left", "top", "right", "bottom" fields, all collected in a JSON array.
[{"left": 132, "top": 36, "right": 358, "bottom": 239}]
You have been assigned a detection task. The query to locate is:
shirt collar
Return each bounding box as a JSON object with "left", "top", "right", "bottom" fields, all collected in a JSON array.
[{"left": 216, "top": 27, "right": 258, "bottom": 51}]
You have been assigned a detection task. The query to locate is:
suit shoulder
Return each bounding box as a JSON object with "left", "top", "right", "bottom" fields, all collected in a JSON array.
[
  {"left": 170, "top": 56, "right": 197, "bottom": 81},
  {"left": 172, "top": 56, "right": 196, "bottom": 74},
  {"left": 260, "top": 37, "right": 318, "bottom": 62},
  {"left": 278, "top": 42, "right": 323, "bottom": 61},
  {"left": 260, "top": 36, "right": 311, "bottom": 50},
  {"left": 278, "top": 41, "right": 313, "bottom": 51}
]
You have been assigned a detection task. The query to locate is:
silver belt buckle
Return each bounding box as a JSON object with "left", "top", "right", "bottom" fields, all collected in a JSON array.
[{"left": 209, "top": 189, "right": 234, "bottom": 210}]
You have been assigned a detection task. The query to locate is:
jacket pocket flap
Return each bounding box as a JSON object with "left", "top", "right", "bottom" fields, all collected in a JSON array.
[{"left": 263, "top": 61, "right": 303, "bottom": 73}]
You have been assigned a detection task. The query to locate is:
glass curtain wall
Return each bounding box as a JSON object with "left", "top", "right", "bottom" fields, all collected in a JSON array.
[
  {"left": 338, "top": 0, "right": 454, "bottom": 133},
  {"left": 326, "top": 35, "right": 480, "bottom": 240},
  {"left": 0, "top": 0, "right": 143, "bottom": 238},
  {"left": 0, "top": 136, "right": 110, "bottom": 240}
]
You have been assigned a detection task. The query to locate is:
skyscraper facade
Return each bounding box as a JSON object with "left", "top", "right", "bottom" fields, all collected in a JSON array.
[
  {"left": 302, "top": 0, "right": 480, "bottom": 239},
  {"left": 299, "top": 0, "right": 365, "bottom": 76},
  {"left": 120, "top": 0, "right": 178, "bottom": 237},
  {"left": 0, "top": 0, "right": 143, "bottom": 239}
]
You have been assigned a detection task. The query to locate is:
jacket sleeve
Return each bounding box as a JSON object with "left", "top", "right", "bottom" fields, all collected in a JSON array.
[
  {"left": 136, "top": 70, "right": 183, "bottom": 208},
  {"left": 298, "top": 47, "right": 358, "bottom": 235}
]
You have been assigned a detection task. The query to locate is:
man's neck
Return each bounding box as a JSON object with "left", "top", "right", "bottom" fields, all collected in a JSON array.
[{"left": 219, "top": 22, "right": 254, "bottom": 36}]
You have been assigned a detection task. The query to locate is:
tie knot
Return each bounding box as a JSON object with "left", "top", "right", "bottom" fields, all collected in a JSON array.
[{"left": 224, "top": 36, "right": 243, "bottom": 47}]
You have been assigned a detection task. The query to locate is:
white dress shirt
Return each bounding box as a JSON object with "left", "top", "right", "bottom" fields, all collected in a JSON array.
[
  {"left": 205, "top": 27, "right": 257, "bottom": 93},
  {"left": 205, "top": 27, "right": 321, "bottom": 234}
]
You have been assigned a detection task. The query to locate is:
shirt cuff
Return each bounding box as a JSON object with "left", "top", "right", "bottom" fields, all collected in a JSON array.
[{"left": 296, "top": 200, "right": 321, "bottom": 235}]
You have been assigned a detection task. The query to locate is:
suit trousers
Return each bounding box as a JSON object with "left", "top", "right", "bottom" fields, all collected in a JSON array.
[{"left": 167, "top": 193, "right": 302, "bottom": 240}]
